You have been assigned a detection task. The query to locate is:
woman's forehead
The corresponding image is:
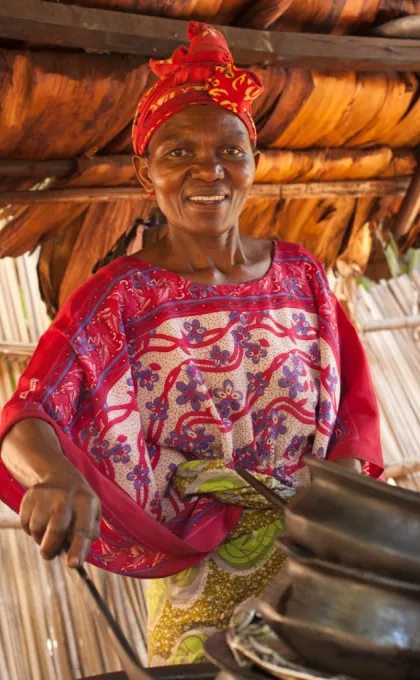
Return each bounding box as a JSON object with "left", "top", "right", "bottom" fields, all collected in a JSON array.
[{"left": 149, "top": 106, "right": 251, "bottom": 150}]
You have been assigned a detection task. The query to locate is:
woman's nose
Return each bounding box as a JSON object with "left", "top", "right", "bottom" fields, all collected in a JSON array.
[{"left": 190, "top": 159, "right": 224, "bottom": 182}]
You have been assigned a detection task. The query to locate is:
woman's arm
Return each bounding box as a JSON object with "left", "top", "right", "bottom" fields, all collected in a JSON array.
[
  {"left": 1, "top": 418, "right": 100, "bottom": 567},
  {"left": 326, "top": 299, "right": 383, "bottom": 477}
]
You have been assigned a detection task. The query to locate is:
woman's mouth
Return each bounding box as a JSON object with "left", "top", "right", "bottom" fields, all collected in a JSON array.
[{"left": 187, "top": 194, "right": 227, "bottom": 206}]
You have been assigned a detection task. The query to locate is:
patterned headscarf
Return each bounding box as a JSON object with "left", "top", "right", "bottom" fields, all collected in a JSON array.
[{"left": 132, "top": 21, "right": 263, "bottom": 155}]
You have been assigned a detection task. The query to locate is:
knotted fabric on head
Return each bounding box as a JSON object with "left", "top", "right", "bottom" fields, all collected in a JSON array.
[{"left": 132, "top": 21, "right": 263, "bottom": 156}]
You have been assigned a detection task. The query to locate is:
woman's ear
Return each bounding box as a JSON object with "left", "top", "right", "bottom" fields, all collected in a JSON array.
[
  {"left": 133, "top": 155, "right": 154, "bottom": 194},
  {"left": 253, "top": 149, "right": 261, "bottom": 171}
]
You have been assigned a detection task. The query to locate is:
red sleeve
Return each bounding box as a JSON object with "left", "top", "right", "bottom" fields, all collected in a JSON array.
[{"left": 326, "top": 297, "right": 384, "bottom": 478}]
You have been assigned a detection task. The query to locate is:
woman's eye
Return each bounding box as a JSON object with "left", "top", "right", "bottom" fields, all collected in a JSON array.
[
  {"left": 168, "top": 149, "right": 188, "bottom": 158},
  {"left": 223, "top": 147, "right": 243, "bottom": 157}
]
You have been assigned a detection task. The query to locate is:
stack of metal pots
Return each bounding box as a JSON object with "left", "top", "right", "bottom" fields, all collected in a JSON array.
[{"left": 271, "top": 456, "right": 420, "bottom": 680}]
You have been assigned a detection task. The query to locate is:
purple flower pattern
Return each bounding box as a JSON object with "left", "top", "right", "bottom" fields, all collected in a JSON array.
[
  {"left": 75, "top": 334, "right": 95, "bottom": 355},
  {"left": 284, "top": 435, "right": 306, "bottom": 461},
  {"left": 290, "top": 352, "right": 305, "bottom": 376},
  {"left": 138, "top": 367, "right": 159, "bottom": 391},
  {"left": 176, "top": 380, "right": 206, "bottom": 411},
  {"left": 283, "top": 277, "right": 300, "bottom": 295},
  {"left": 279, "top": 366, "right": 305, "bottom": 399},
  {"left": 245, "top": 341, "right": 268, "bottom": 365},
  {"left": 293, "top": 312, "right": 310, "bottom": 336},
  {"left": 268, "top": 409, "right": 287, "bottom": 440},
  {"left": 327, "top": 369, "right": 338, "bottom": 391},
  {"left": 190, "top": 284, "right": 214, "bottom": 299},
  {"left": 319, "top": 400, "right": 332, "bottom": 421},
  {"left": 231, "top": 325, "right": 251, "bottom": 347},
  {"left": 210, "top": 345, "right": 230, "bottom": 367},
  {"left": 184, "top": 319, "right": 207, "bottom": 343},
  {"left": 233, "top": 444, "right": 259, "bottom": 470},
  {"left": 91, "top": 438, "right": 111, "bottom": 462},
  {"left": 309, "top": 342, "right": 321, "bottom": 363},
  {"left": 213, "top": 379, "right": 243, "bottom": 415},
  {"left": 146, "top": 397, "right": 169, "bottom": 422},
  {"left": 165, "top": 425, "right": 215, "bottom": 455},
  {"left": 109, "top": 436, "right": 131, "bottom": 464},
  {"left": 127, "top": 465, "right": 150, "bottom": 489},
  {"left": 185, "top": 363, "right": 204, "bottom": 384},
  {"left": 247, "top": 371, "right": 269, "bottom": 396}
]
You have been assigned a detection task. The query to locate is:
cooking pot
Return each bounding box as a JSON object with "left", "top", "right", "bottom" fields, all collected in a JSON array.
[
  {"left": 255, "top": 542, "right": 420, "bottom": 680},
  {"left": 285, "top": 456, "right": 420, "bottom": 580}
]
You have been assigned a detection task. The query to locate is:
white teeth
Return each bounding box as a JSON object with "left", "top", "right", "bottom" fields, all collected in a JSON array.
[{"left": 189, "top": 195, "right": 225, "bottom": 203}]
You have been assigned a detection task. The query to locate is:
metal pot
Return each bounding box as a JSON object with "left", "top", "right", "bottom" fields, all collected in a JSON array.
[
  {"left": 285, "top": 456, "right": 420, "bottom": 581},
  {"left": 257, "top": 546, "right": 420, "bottom": 680}
]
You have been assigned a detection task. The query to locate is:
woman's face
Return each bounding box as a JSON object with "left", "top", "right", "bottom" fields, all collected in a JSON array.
[{"left": 133, "top": 106, "right": 259, "bottom": 237}]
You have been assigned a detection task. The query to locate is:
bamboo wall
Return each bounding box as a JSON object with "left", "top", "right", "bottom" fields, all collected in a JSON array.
[
  {"left": 353, "top": 272, "right": 420, "bottom": 490},
  {"left": 0, "top": 253, "right": 148, "bottom": 680}
]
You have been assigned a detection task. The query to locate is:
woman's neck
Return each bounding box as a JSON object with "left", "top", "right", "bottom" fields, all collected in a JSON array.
[
  {"left": 161, "top": 225, "right": 247, "bottom": 275},
  {"left": 134, "top": 225, "right": 273, "bottom": 286}
]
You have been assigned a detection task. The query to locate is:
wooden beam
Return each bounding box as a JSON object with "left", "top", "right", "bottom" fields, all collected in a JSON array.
[
  {"left": 0, "top": 178, "right": 410, "bottom": 205},
  {"left": 1, "top": 0, "right": 420, "bottom": 71},
  {"left": 0, "top": 159, "right": 76, "bottom": 179},
  {"left": 392, "top": 163, "right": 420, "bottom": 240},
  {"left": 0, "top": 155, "right": 133, "bottom": 179}
]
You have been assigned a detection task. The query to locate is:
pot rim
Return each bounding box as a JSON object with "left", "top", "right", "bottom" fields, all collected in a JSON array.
[
  {"left": 276, "top": 536, "right": 420, "bottom": 595},
  {"left": 277, "top": 538, "right": 420, "bottom": 594},
  {"left": 303, "top": 456, "right": 420, "bottom": 508}
]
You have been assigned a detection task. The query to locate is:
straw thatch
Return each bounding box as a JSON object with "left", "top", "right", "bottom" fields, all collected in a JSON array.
[
  {"left": 54, "top": 0, "right": 420, "bottom": 33},
  {"left": 0, "top": 1, "right": 419, "bottom": 313}
]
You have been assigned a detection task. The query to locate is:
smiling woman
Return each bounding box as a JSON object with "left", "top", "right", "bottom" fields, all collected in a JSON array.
[{"left": 0, "top": 20, "right": 383, "bottom": 668}]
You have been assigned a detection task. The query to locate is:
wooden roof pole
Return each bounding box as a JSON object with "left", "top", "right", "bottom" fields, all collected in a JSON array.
[
  {"left": 392, "top": 162, "right": 420, "bottom": 241},
  {"left": 0, "top": 156, "right": 134, "bottom": 179},
  {"left": 1, "top": 0, "right": 420, "bottom": 71},
  {"left": 0, "top": 178, "right": 411, "bottom": 204}
]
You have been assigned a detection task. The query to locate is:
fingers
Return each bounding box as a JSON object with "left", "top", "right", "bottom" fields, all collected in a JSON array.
[
  {"left": 19, "top": 489, "right": 36, "bottom": 536},
  {"left": 40, "top": 505, "right": 73, "bottom": 560},
  {"left": 19, "top": 485, "right": 101, "bottom": 567},
  {"left": 66, "top": 494, "right": 101, "bottom": 568}
]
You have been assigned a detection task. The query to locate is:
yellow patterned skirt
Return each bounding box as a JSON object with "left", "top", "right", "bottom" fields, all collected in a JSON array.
[{"left": 146, "top": 461, "right": 289, "bottom": 666}]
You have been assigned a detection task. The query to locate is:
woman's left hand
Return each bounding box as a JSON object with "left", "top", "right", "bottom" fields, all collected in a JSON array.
[{"left": 333, "top": 458, "right": 362, "bottom": 473}]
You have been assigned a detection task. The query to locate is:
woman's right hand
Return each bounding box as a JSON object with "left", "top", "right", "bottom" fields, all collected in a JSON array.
[
  {"left": 1, "top": 418, "right": 101, "bottom": 568},
  {"left": 20, "top": 472, "right": 101, "bottom": 567}
]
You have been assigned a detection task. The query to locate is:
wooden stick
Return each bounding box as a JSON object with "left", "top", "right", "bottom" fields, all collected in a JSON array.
[
  {"left": 0, "top": 515, "right": 21, "bottom": 529},
  {"left": 0, "top": 341, "right": 36, "bottom": 356},
  {"left": 362, "top": 314, "right": 420, "bottom": 333},
  {"left": 392, "top": 163, "right": 420, "bottom": 240},
  {"left": 0, "top": 177, "right": 410, "bottom": 205},
  {"left": 373, "top": 16, "right": 420, "bottom": 39},
  {"left": 384, "top": 461, "right": 420, "bottom": 480},
  {"left": 2, "top": 0, "right": 420, "bottom": 72}
]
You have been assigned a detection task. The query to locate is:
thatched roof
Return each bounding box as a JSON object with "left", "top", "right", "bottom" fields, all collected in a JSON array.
[{"left": 0, "top": 0, "right": 419, "bottom": 316}]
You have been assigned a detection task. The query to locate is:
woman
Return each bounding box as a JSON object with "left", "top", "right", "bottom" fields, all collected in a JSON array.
[{"left": 0, "top": 22, "right": 383, "bottom": 666}]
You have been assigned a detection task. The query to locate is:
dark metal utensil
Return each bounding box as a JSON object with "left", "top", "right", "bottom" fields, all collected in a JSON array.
[
  {"left": 235, "top": 467, "right": 287, "bottom": 509},
  {"left": 74, "top": 564, "right": 150, "bottom": 680}
]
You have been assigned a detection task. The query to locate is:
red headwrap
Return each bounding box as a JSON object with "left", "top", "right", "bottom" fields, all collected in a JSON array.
[{"left": 132, "top": 22, "right": 263, "bottom": 155}]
